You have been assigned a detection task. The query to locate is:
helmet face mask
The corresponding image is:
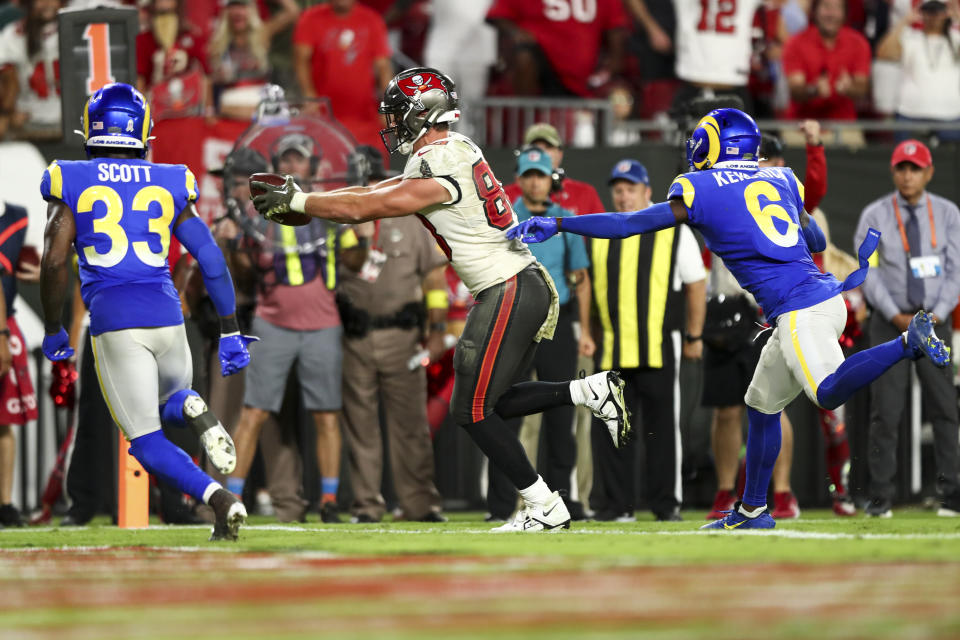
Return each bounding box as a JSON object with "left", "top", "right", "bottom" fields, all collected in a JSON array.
[
  {"left": 686, "top": 108, "right": 761, "bottom": 171},
  {"left": 378, "top": 67, "right": 460, "bottom": 155}
]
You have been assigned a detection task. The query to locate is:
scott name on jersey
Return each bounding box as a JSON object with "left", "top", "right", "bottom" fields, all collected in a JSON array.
[{"left": 96, "top": 162, "right": 153, "bottom": 183}]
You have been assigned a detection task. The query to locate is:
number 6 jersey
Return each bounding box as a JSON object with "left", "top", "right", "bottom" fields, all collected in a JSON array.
[
  {"left": 404, "top": 132, "right": 535, "bottom": 296},
  {"left": 668, "top": 164, "right": 840, "bottom": 323},
  {"left": 40, "top": 158, "right": 196, "bottom": 335}
]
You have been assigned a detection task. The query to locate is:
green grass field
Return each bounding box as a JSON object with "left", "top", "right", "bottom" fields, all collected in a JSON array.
[{"left": 2, "top": 509, "right": 959, "bottom": 639}]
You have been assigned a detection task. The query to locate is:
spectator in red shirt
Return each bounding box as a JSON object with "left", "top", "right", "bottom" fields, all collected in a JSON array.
[
  {"left": 486, "top": 0, "right": 629, "bottom": 97},
  {"left": 782, "top": 0, "right": 871, "bottom": 120},
  {"left": 503, "top": 123, "right": 605, "bottom": 215},
  {"left": 293, "top": 0, "right": 393, "bottom": 149},
  {"left": 136, "top": 0, "right": 209, "bottom": 93}
]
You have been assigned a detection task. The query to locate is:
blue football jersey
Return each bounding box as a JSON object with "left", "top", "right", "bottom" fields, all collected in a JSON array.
[
  {"left": 667, "top": 165, "right": 840, "bottom": 322},
  {"left": 40, "top": 158, "right": 197, "bottom": 335}
]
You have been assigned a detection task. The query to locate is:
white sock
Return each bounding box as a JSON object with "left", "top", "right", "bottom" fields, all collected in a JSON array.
[
  {"left": 202, "top": 482, "right": 220, "bottom": 504},
  {"left": 568, "top": 379, "right": 586, "bottom": 406},
  {"left": 738, "top": 503, "right": 766, "bottom": 518},
  {"left": 518, "top": 476, "right": 553, "bottom": 505}
]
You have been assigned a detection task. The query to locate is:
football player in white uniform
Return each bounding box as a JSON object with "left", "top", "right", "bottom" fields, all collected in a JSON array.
[{"left": 251, "top": 67, "right": 630, "bottom": 532}]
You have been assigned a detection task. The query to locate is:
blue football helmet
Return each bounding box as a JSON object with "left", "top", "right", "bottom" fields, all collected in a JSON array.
[
  {"left": 686, "top": 108, "right": 761, "bottom": 171},
  {"left": 79, "top": 83, "right": 153, "bottom": 158}
]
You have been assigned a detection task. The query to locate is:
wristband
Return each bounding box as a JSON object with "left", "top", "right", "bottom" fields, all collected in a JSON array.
[
  {"left": 290, "top": 191, "right": 308, "bottom": 213},
  {"left": 0, "top": 329, "right": 10, "bottom": 337},
  {"left": 684, "top": 333, "right": 701, "bottom": 343},
  {"left": 425, "top": 289, "right": 449, "bottom": 311},
  {"left": 220, "top": 316, "right": 240, "bottom": 335},
  {"left": 429, "top": 321, "right": 447, "bottom": 333}
]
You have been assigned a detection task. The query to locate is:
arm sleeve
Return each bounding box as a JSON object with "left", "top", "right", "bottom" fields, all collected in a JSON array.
[
  {"left": 486, "top": 0, "right": 518, "bottom": 20},
  {"left": 676, "top": 225, "right": 707, "bottom": 284},
  {"left": 604, "top": 0, "right": 631, "bottom": 29},
  {"left": 563, "top": 215, "right": 591, "bottom": 272},
  {"left": 932, "top": 203, "right": 960, "bottom": 320},
  {"left": 292, "top": 10, "right": 313, "bottom": 45},
  {"left": 173, "top": 217, "right": 236, "bottom": 318},
  {"left": 855, "top": 204, "right": 901, "bottom": 321},
  {"left": 780, "top": 33, "right": 803, "bottom": 76},
  {"left": 803, "top": 144, "right": 827, "bottom": 211},
  {"left": 802, "top": 214, "right": 827, "bottom": 253},
  {"left": 559, "top": 201, "right": 677, "bottom": 239},
  {"left": 372, "top": 12, "right": 392, "bottom": 59}
]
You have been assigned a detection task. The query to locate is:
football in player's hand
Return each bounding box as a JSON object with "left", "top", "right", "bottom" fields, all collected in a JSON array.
[{"left": 248, "top": 172, "right": 311, "bottom": 226}]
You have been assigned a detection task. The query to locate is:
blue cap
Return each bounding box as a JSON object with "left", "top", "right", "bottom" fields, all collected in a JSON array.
[
  {"left": 609, "top": 159, "right": 649, "bottom": 185},
  {"left": 517, "top": 147, "right": 553, "bottom": 176}
]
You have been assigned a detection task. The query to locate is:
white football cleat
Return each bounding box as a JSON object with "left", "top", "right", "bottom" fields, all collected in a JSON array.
[
  {"left": 185, "top": 395, "right": 237, "bottom": 475},
  {"left": 490, "top": 491, "right": 571, "bottom": 532},
  {"left": 577, "top": 371, "right": 630, "bottom": 448}
]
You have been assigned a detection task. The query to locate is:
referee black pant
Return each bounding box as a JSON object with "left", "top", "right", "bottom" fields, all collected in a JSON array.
[
  {"left": 867, "top": 314, "right": 960, "bottom": 501},
  {"left": 486, "top": 303, "right": 579, "bottom": 519},
  {"left": 590, "top": 333, "right": 682, "bottom": 518}
]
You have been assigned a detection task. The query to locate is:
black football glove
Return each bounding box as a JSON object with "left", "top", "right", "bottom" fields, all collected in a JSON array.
[{"left": 250, "top": 175, "right": 301, "bottom": 221}]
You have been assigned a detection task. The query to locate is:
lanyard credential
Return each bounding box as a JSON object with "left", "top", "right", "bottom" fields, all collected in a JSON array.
[{"left": 892, "top": 194, "right": 937, "bottom": 255}]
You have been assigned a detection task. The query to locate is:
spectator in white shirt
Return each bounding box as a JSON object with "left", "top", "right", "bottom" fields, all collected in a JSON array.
[{"left": 878, "top": 0, "right": 960, "bottom": 141}]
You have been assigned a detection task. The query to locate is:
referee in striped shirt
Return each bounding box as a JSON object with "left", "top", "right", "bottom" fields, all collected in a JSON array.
[{"left": 588, "top": 160, "right": 706, "bottom": 522}]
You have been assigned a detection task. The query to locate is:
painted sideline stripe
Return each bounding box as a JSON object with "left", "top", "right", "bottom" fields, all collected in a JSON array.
[{"left": 4, "top": 526, "right": 960, "bottom": 542}]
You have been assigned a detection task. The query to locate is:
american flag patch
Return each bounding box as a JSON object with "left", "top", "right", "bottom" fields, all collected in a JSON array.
[
  {"left": 726, "top": 146, "right": 739, "bottom": 155},
  {"left": 92, "top": 121, "right": 104, "bottom": 130}
]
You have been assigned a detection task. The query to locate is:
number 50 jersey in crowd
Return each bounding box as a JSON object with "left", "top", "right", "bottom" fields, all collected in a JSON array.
[
  {"left": 668, "top": 164, "right": 841, "bottom": 323},
  {"left": 403, "top": 131, "right": 534, "bottom": 296},
  {"left": 40, "top": 158, "right": 197, "bottom": 335}
]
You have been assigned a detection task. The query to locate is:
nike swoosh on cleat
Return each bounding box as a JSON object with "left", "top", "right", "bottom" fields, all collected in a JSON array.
[
  {"left": 542, "top": 504, "right": 558, "bottom": 517},
  {"left": 723, "top": 520, "right": 747, "bottom": 530}
]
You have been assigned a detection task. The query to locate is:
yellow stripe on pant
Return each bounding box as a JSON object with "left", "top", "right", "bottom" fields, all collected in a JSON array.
[{"left": 789, "top": 310, "right": 819, "bottom": 394}]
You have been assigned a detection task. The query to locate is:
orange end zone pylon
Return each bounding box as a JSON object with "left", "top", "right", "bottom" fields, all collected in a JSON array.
[{"left": 117, "top": 438, "right": 149, "bottom": 528}]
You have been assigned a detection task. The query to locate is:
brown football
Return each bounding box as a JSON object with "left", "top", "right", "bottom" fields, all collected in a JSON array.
[{"left": 249, "top": 172, "right": 311, "bottom": 226}]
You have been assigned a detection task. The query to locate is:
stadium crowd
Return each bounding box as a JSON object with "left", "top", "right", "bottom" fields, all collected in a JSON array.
[
  {"left": 2, "top": 0, "right": 960, "bottom": 139},
  {"left": 0, "top": 0, "right": 958, "bottom": 527}
]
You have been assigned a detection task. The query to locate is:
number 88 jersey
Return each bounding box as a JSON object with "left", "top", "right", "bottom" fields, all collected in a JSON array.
[
  {"left": 668, "top": 164, "right": 841, "bottom": 323},
  {"left": 40, "top": 158, "right": 195, "bottom": 335},
  {"left": 403, "top": 132, "right": 535, "bottom": 297}
]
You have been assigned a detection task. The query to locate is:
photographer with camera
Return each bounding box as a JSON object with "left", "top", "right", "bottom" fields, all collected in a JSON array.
[{"left": 224, "top": 133, "right": 365, "bottom": 523}]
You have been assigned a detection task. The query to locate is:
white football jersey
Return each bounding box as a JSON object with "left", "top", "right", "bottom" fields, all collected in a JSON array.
[
  {"left": 0, "top": 20, "right": 60, "bottom": 127},
  {"left": 403, "top": 132, "right": 535, "bottom": 296},
  {"left": 673, "top": 0, "right": 761, "bottom": 87}
]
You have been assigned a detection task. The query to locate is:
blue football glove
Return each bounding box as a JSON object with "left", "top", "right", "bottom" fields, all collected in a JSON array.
[
  {"left": 42, "top": 329, "right": 75, "bottom": 362},
  {"left": 506, "top": 216, "right": 559, "bottom": 244},
  {"left": 219, "top": 333, "right": 259, "bottom": 376}
]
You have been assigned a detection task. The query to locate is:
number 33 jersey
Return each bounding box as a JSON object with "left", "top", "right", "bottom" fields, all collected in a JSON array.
[
  {"left": 669, "top": 165, "right": 840, "bottom": 323},
  {"left": 40, "top": 158, "right": 195, "bottom": 335},
  {"left": 403, "top": 132, "right": 535, "bottom": 297}
]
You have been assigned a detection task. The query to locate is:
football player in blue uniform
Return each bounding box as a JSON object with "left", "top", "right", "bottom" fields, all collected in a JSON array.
[
  {"left": 510, "top": 108, "right": 951, "bottom": 530},
  {"left": 38, "top": 83, "right": 257, "bottom": 540}
]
